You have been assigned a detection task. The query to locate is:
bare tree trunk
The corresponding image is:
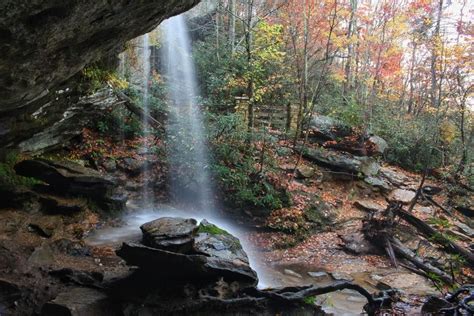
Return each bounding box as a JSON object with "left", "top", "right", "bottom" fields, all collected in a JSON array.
[
  {"left": 430, "top": 0, "right": 443, "bottom": 108},
  {"left": 245, "top": 0, "right": 254, "bottom": 133},
  {"left": 343, "top": 0, "right": 357, "bottom": 98},
  {"left": 229, "top": 0, "right": 236, "bottom": 53},
  {"left": 407, "top": 41, "right": 417, "bottom": 114}
]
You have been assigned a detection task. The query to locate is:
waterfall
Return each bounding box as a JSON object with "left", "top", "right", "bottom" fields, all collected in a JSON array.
[
  {"left": 90, "top": 16, "right": 267, "bottom": 287},
  {"left": 161, "top": 15, "right": 214, "bottom": 213},
  {"left": 140, "top": 33, "right": 152, "bottom": 207},
  {"left": 118, "top": 52, "right": 126, "bottom": 78}
]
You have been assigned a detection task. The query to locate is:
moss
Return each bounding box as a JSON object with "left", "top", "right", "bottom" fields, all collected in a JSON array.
[
  {"left": 198, "top": 222, "right": 231, "bottom": 236},
  {"left": 303, "top": 296, "right": 316, "bottom": 305},
  {"left": 0, "top": 151, "right": 40, "bottom": 188},
  {"left": 304, "top": 196, "right": 333, "bottom": 228}
]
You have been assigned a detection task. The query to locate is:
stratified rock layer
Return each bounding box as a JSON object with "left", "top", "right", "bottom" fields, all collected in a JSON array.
[
  {"left": 14, "top": 158, "right": 125, "bottom": 210},
  {"left": 116, "top": 217, "right": 258, "bottom": 287},
  {"left": 0, "top": 0, "right": 199, "bottom": 112},
  {"left": 0, "top": 0, "right": 200, "bottom": 149}
]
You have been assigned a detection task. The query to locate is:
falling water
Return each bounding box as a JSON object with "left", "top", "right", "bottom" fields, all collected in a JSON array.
[
  {"left": 140, "top": 33, "right": 152, "bottom": 207},
  {"left": 88, "top": 14, "right": 270, "bottom": 289},
  {"left": 118, "top": 52, "right": 126, "bottom": 78},
  {"left": 161, "top": 16, "right": 214, "bottom": 213}
]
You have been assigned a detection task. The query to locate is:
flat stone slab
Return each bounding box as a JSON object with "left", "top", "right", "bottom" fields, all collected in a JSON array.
[
  {"left": 388, "top": 189, "right": 416, "bottom": 204},
  {"left": 364, "top": 176, "right": 391, "bottom": 191},
  {"left": 117, "top": 218, "right": 258, "bottom": 287},
  {"left": 140, "top": 217, "right": 198, "bottom": 253},
  {"left": 331, "top": 272, "right": 354, "bottom": 281},
  {"left": 283, "top": 269, "right": 303, "bottom": 278},
  {"left": 41, "top": 287, "right": 115, "bottom": 316},
  {"left": 307, "top": 271, "right": 329, "bottom": 279},
  {"left": 454, "top": 222, "right": 474, "bottom": 237},
  {"left": 379, "top": 167, "right": 409, "bottom": 187},
  {"left": 354, "top": 200, "right": 385, "bottom": 212}
]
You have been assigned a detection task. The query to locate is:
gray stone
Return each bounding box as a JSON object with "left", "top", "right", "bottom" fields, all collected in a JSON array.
[
  {"left": 15, "top": 89, "right": 120, "bottom": 153},
  {"left": 417, "top": 206, "right": 434, "bottom": 215},
  {"left": 116, "top": 218, "right": 258, "bottom": 286},
  {"left": 303, "top": 147, "right": 380, "bottom": 178},
  {"left": 41, "top": 288, "right": 116, "bottom": 316},
  {"left": 354, "top": 200, "right": 385, "bottom": 213},
  {"left": 308, "top": 115, "right": 353, "bottom": 141},
  {"left": 296, "top": 165, "right": 315, "bottom": 179},
  {"left": 118, "top": 157, "right": 146, "bottom": 176},
  {"left": 140, "top": 217, "right": 198, "bottom": 253},
  {"left": 101, "top": 159, "right": 117, "bottom": 172},
  {"left": 346, "top": 295, "right": 367, "bottom": 303},
  {"left": 339, "top": 232, "right": 379, "bottom": 255},
  {"left": 379, "top": 167, "right": 409, "bottom": 187},
  {"left": 368, "top": 135, "right": 388, "bottom": 155},
  {"left": 14, "top": 158, "right": 125, "bottom": 211},
  {"left": 28, "top": 244, "right": 55, "bottom": 266},
  {"left": 388, "top": 189, "right": 416, "bottom": 204},
  {"left": 283, "top": 269, "right": 303, "bottom": 279},
  {"left": 0, "top": 0, "right": 200, "bottom": 148},
  {"left": 453, "top": 222, "right": 474, "bottom": 237},
  {"left": 331, "top": 272, "right": 353, "bottom": 281},
  {"left": 364, "top": 176, "right": 391, "bottom": 191},
  {"left": 307, "top": 271, "right": 329, "bottom": 279}
]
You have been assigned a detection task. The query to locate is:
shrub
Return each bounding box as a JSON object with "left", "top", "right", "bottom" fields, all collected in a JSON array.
[
  {"left": 0, "top": 151, "right": 40, "bottom": 188},
  {"left": 208, "top": 113, "right": 290, "bottom": 211}
]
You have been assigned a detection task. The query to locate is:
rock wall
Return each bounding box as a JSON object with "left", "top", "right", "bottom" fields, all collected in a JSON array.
[{"left": 0, "top": 0, "right": 200, "bottom": 149}]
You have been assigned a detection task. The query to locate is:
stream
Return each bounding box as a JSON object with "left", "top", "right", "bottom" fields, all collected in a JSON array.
[{"left": 85, "top": 201, "right": 433, "bottom": 315}]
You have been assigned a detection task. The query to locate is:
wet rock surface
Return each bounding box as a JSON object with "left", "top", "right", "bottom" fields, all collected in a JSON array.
[
  {"left": 308, "top": 115, "right": 353, "bottom": 141},
  {"left": 15, "top": 158, "right": 126, "bottom": 211},
  {"left": 140, "top": 217, "right": 198, "bottom": 252},
  {"left": 303, "top": 147, "right": 380, "bottom": 177},
  {"left": 117, "top": 217, "right": 258, "bottom": 286},
  {"left": 388, "top": 188, "right": 416, "bottom": 204},
  {"left": 0, "top": 0, "right": 200, "bottom": 150},
  {"left": 40, "top": 287, "right": 116, "bottom": 316}
]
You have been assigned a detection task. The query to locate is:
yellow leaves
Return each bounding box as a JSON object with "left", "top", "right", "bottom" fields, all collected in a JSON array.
[
  {"left": 331, "top": 68, "right": 345, "bottom": 82},
  {"left": 106, "top": 73, "right": 128, "bottom": 90},
  {"left": 439, "top": 121, "right": 457, "bottom": 145}
]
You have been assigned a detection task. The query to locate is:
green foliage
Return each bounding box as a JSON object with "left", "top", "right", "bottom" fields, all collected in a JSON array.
[
  {"left": 303, "top": 296, "right": 316, "bottom": 305},
  {"left": 0, "top": 151, "right": 40, "bottom": 188},
  {"left": 208, "top": 114, "right": 290, "bottom": 210},
  {"left": 197, "top": 223, "right": 231, "bottom": 236},
  {"left": 81, "top": 66, "right": 128, "bottom": 93}
]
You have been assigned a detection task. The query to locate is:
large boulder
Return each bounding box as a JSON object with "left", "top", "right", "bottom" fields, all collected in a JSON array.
[
  {"left": 367, "top": 135, "right": 388, "bottom": 155},
  {"left": 140, "top": 217, "right": 198, "bottom": 253},
  {"left": 116, "top": 218, "right": 258, "bottom": 287},
  {"left": 14, "top": 88, "right": 119, "bottom": 153},
  {"left": 450, "top": 193, "right": 474, "bottom": 218},
  {"left": 302, "top": 147, "right": 380, "bottom": 177},
  {"left": 307, "top": 115, "right": 353, "bottom": 141},
  {"left": 0, "top": 0, "right": 199, "bottom": 115},
  {"left": 14, "top": 158, "right": 125, "bottom": 210},
  {"left": 388, "top": 189, "right": 416, "bottom": 205},
  {"left": 41, "top": 287, "right": 117, "bottom": 316}
]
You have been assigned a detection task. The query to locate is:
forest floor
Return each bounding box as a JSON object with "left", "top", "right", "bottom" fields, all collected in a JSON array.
[{"left": 1, "top": 128, "right": 473, "bottom": 315}]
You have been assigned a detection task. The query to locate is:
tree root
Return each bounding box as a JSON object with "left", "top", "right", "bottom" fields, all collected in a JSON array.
[{"left": 245, "top": 281, "right": 398, "bottom": 316}]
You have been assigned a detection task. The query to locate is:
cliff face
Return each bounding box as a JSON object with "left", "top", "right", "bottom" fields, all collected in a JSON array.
[{"left": 0, "top": 0, "right": 200, "bottom": 149}]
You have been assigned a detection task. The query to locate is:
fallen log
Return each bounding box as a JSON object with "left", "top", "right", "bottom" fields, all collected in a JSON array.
[
  {"left": 390, "top": 238, "right": 453, "bottom": 284},
  {"left": 363, "top": 203, "right": 454, "bottom": 284},
  {"left": 395, "top": 208, "right": 474, "bottom": 266},
  {"left": 114, "top": 89, "right": 164, "bottom": 132},
  {"left": 245, "top": 281, "right": 396, "bottom": 316}
]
